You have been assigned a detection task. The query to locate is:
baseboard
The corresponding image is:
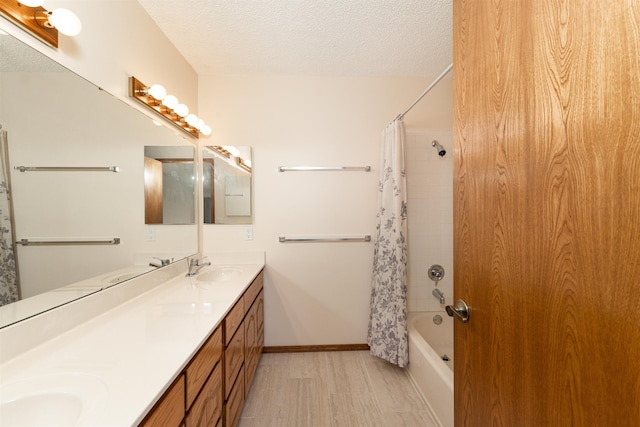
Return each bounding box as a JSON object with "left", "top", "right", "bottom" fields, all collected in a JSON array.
[{"left": 263, "top": 344, "right": 370, "bottom": 353}]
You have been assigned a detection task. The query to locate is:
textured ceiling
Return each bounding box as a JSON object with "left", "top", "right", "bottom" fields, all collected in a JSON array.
[{"left": 138, "top": 0, "right": 453, "bottom": 77}]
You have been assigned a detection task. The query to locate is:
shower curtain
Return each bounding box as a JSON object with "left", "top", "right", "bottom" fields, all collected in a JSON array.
[
  {"left": 368, "top": 119, "right": 409, "bottom": 367},
  {"left": 0, "top": 129, "right": 19, "bottom": 306}
]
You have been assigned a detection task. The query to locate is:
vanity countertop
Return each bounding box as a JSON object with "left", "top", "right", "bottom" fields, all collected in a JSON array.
[{"left": 0, "top": 255, "right": 264, "bottom": 426}]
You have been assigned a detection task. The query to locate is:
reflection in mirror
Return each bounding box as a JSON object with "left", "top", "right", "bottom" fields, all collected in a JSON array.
[
  {"left": 203, "top": 146, "right": 253, "bottom": 224},
  {"left": 144, "top": 146, "right": 196, "bottom": 225},
  {"left": 0, "top": 32, "right": 198, "bottom": 327}
]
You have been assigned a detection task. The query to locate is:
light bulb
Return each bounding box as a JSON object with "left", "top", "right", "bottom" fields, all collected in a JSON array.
[
  {"left": 147, "top": 84, "right": 166, "bottom": 101},
  {"left": 19, "top": 0, "right": 45, "bottom": 7},
  {"left": 224, "top": 146, "right": 240, "bottom": 157},
  {"left": 162, "top": 95, "right": 179, "bottom": 110},
  {"left": 195, "top": 119, "right": 205, "bottom": 131},
  {"left": 201, "top": 125, "right": 212, "bottom": 136},
  {"left": 185, "top": 114, "right": 198, "bottom": 127},
  {"left": 174, "top": 104, "right": 189, "bottom": 117},
  {"left": 48, "top": 9, "right": 82, "bottom": 36}
]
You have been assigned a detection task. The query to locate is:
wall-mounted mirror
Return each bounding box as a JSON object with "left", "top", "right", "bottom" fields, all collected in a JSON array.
[
  {"left": 0, "top": 33, "right": 198, "bottom": 327},
  {"left": 144, "top": 146, "right": 196, "bottom": 225},
  {"left": 203, "top": 146, "right": 253, "bottom": 224}
]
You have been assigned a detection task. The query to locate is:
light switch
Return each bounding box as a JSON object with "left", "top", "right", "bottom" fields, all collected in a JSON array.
[{"left": 147, "top": 227, "right": 156, "bottom": 241}]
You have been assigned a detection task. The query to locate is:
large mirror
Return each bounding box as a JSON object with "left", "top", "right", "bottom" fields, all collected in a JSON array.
[
  {"left": 203, "top": 145, "right": 253, "bottom": 224},
  {"left": 0, "top": 33, "right": 198, "bottom": 327}
]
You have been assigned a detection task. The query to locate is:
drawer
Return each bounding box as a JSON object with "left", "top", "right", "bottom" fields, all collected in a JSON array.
[
  {"left": 224, "top": 322, "right": 245, "bottom": 398},
  {"left": 139, "top": 375, "right": 185, "bottom": 427},
  {"left": 225, "top": 365, "right": 245, "bottom": 427},
  {"left": 185, "top": 363, "right": 222, "bottom": 427},
  {"left": 243, "top": 271, "right": 263, "bottom": 309},
  {"left": 225, "top": 299, "right": 244, "bottom": 345},
  {"left": 186, "top": 326, "right": 222, "bottom": 409}
]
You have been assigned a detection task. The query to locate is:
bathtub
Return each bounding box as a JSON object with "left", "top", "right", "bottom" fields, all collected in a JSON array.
[{"left": 407, "top": 311, "right": 454, "bottom": 427}]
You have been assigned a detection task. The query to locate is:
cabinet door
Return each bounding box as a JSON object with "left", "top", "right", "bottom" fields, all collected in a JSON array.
[
  {"left": 185, "top": 363, "right": 222, "bottom": 427},
  {"left": 224, "top": 322, "right": 245, "bottom": 398},
  {"left": 225, "top": 365, "right": 245, "bottom": 427},
  {"left": 243, "top": 300, "right": 258, "bottom": 396},
  {"left": 255, "top": 290, "right": 264, "bottom": 349}
]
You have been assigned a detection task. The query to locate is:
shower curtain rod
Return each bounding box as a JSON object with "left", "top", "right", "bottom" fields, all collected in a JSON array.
[{"left": 395, "top": 63, "right": 453, "bottom": 121}]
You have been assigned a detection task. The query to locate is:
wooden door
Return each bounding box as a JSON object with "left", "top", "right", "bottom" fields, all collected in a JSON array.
[
  {"left": 453, "top": 1, "right": 640, "bottom": 426},
  {"left": 144, "top": 156, "right": 163, "bottom": 224}
]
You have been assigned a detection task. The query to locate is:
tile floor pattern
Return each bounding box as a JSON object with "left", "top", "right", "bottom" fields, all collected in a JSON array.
[{"left": 238, "top": 350, "right": 441, "bottom": 427}]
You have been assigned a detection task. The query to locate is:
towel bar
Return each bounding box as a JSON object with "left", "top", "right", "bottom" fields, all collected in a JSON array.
[
  {"left": 14, "top": 166, "right": 120, "bottom": 173},
  {"left": 16, "top": 238, "right": 121, "bottom": 246},
  {"left": 279, "top": 235, "right": 371, "bottom": 243},
  {"left": 277, "top": 166, "right": 371, "bottom": 172}
]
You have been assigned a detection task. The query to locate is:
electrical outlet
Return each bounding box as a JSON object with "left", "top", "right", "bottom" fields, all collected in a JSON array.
[
  {"left": 244, "top": 226, "right": 253, "bottom": 241},
  {"left": 147, "top": 227, "right": 156, "bottom": 241}
]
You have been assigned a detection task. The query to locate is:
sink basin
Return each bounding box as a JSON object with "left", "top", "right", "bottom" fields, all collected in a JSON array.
[
  {"left": 196, "top": 266, "right": 244, "bottom": 282},
  {"left": 1, "top": 393, "right": 83, "bottom": 426},
  {"left": 0, "top": 373, "right": 108, "bottom": 426}
]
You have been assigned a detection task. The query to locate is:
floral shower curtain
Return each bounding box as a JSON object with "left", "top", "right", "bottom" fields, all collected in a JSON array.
[
  {"left": 0, "top": 129, "right": 19, "bottom": 306},
  {"left": 368, "top": 119, "right": 409, "bottom": 367}
]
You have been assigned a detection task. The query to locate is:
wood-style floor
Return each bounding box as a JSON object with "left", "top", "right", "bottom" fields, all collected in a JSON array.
[{"left": 238, "top": 350, "right": 440, "bottom": 427}]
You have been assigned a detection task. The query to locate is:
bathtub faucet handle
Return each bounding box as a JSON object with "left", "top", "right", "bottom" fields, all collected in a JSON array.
[
  {"left": 446, "top": 299, "right": 470, "bottom": 323},
  {"left": 428, "top": 264, "right": 445, "bottom": 286}
]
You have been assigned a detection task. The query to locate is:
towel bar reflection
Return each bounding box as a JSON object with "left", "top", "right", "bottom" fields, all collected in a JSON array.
[
  {"left": 278, "top": 166, "right": 371, "bottom": 172},
  {"left": 14, "top": 166, "right": 120, "bottom": 173},
  {"left": 279, "top": 235, "right": 371, "bottom": 243},
  {"left": 16, "top": 238, "right": 121, "bottom": 246}
]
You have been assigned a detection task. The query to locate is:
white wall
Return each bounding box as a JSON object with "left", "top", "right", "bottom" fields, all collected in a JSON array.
[{"left": 198, "top": 74, "right": 453, "bottom": 346}]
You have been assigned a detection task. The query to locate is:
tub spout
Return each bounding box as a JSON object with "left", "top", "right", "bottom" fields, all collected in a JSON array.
[{"left": 432, "top": 288, "right": 445, "bottom": 304}]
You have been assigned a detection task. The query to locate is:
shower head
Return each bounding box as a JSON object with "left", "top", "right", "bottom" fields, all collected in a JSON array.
[{"left": 432, "top": 140, "right": 446, "bottom": 157}]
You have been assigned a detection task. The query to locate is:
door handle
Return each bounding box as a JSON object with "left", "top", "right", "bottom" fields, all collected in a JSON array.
[{"left": 446, "top": 299, "right": 470, "bottom": 323}]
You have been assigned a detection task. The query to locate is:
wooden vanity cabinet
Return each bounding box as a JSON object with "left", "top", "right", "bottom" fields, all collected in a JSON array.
[
  {"left": 139, "top": 327, "right": 223, "bottom": 427},
  {"left": 139, "top": 269, "right": 264, "bottom": 427},
  {"left": 224, "top": 271, "right": 264, "bottom": 427}
]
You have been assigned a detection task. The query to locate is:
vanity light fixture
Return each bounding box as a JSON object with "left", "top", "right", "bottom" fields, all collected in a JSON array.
[
  {"left": 209, "top": 146, "right": 252, "bottom": 173},
  {"left": 0, "top": 0, "right": 81, "bottom": 48},
  {"left": 129, "top": 76, "right": 212, "bottom": 139}
]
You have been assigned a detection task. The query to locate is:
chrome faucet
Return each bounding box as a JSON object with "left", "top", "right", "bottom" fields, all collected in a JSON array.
[
  {"left": 432, "top": 288, "right": 445, "bottom": 304},
  {"left": 149, "top": 257, "right": 172, "bottom": 268},
  {"left": 187, "top": 258, "right": 211, "bottom": 276}
]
